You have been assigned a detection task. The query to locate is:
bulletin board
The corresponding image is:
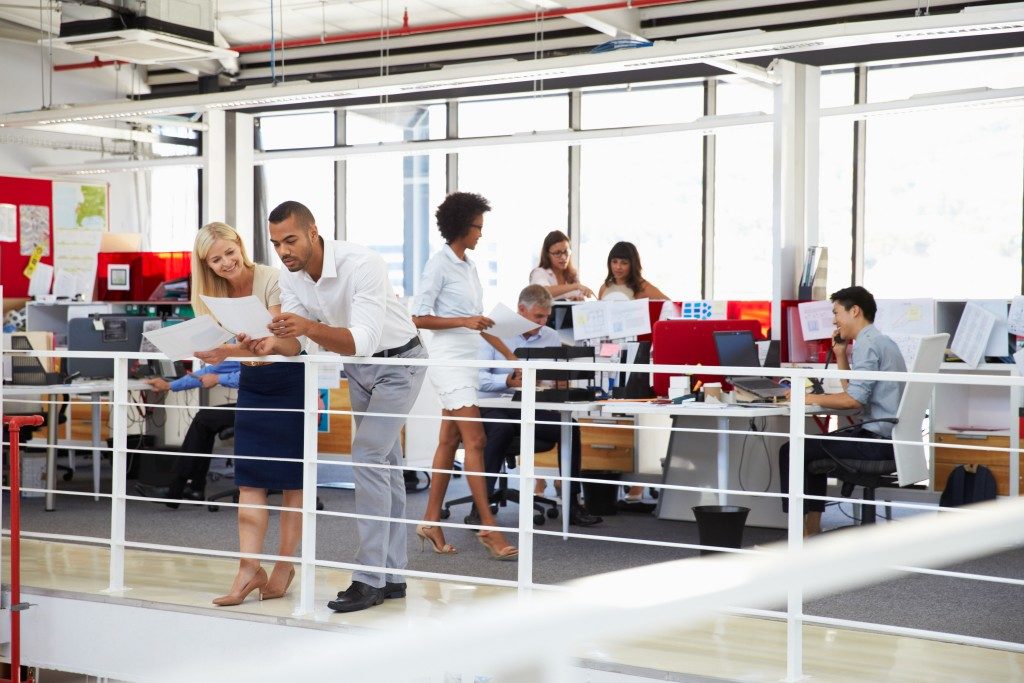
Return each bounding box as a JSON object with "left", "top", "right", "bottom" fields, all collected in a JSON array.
[{"left": 0, "top": 175, "right": 54, "bottom": 298}]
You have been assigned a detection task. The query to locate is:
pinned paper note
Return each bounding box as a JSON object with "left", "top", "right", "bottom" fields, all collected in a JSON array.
[
  {"left": 0, "top": 203, "right": 15, "bottom": 242},
  {"left": 874, "top": 299, "right": 935, "bottom": 336},
  {"left": 572, "top": 299, "right": 651, "bottom": 341},
  {"left": 1008, "top": 296, "right": 1024, "bottom": 337},
  {"left": 951, "top": 302, "right": 997, "bottom": 369},
  {"left": 797, "top": 300, "right": 835, "bottom": 341},
  {"left": 27, "top": 262, "right": 53, "bottom": 297}
]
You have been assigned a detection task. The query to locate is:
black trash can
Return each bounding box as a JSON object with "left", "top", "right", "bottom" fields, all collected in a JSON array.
[
  {"left": 692, "top": 505, "right": 750, "bottom": 555},
  {"left": 582, "top": 471, "right": 621, "bottom": 516}
]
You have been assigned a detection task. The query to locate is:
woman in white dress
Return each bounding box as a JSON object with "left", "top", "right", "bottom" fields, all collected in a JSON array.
[
  {"left": 412, "top": 192, "right": 518, "bottom": 560},
  {"left": 529, "top": 230, "right": 595, "bottom": 301}
]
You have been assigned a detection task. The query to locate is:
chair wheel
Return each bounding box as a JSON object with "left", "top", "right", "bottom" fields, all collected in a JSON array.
[
  {"left": 650, "top": 488, "right": 659, "bottom": 499},
  {"left": 440, "top": 508, "right": 451, "bottom": 520},
  {"left": 316, "top": 499, "right": 325, "bottom": 511},
  {"left": 546, "top": 508, "right": 559, "bottom": 519},
  {"left": 534, "top": 513, "right": 544, "bottom": 525},
  {"left": 208, "top": 505, "right": 220, "bottom": 512},
  {"left": 62, "top": 470, "right": 74, "bottom": 482}
]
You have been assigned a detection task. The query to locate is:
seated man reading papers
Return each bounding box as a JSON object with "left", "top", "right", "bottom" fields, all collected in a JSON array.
[
  {"left": 778, "top": 286, "right": 906, "bottom": 537},
  {"left": 478, "top": 285, "right": 601, "bottom": 527}
]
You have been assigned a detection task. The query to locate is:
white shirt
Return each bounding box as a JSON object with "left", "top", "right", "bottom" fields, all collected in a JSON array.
[
  {"left": 278, "top": 239, "right": 418, "bottom": 357},
  {"left": 411, "top": 245, "right": 483, "bottom": 323},
  {"left": 529, "top": 266, "right": 582, "bottom": 301}
]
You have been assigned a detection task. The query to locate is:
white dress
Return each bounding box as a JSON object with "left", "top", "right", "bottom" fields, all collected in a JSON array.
[{"left": 412, "top": 246, "right": 485, "bottom": 410}]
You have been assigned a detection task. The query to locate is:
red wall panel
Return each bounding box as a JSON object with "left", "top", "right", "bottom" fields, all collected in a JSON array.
[{"left": 0, "top": 176, "right": 54, "bottom": 298}]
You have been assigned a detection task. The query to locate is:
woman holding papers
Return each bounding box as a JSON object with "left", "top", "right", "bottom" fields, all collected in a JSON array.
[
  {"left": 411, "top": 192, "right": 518, "bottom": 560},
  {"left": 190, "top": 222, "right": 303, "bottom": 605},
  {"left": 529, "top": 230, "right": 595, "bottom": 301},
  {"left": 599, "top": 241, "right": 668, "bottom": 302}
]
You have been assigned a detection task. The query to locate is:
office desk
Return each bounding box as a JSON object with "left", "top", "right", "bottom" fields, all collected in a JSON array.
[
  {"left": 4, "top": 380, "right": 150, "bottom": 510},
  {"left": 477, "top": 397, "right": 598, "bottom": 539},
  {"left": 600, "top": 402, "right": 849, "bottom": 529}
]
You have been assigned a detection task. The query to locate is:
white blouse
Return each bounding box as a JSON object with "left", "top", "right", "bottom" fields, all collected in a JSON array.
[
  {"left": 529, "top": 266, "right": 582, "bottom": 300},
  {"left": 412, "top": 245, "right": 484, "bottom": 323}
]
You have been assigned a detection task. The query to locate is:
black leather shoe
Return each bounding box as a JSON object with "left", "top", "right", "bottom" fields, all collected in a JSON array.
[
  {"left": 383, "top": 582, "right": 406, "bottom": 599},
  {"left": 569, "top": 504, "right": 602, "bottom": 527},
  {"left": 327, "top": 581, "right": 384, "bottom": 613},
  {"left": 615, "top": 498, "right": 656, "bottom": 514},
  {"left": 135, "top": 483, "right": 180, "bottom": 509}
]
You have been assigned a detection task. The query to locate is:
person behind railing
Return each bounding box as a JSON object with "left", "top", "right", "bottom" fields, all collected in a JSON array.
[
  {"left": 778, "top": 286, "right": 907, "bottom": 537},
  {"left": 411, "top": 192, "right": 519, "bottom": 561},
  {"left": 242, "top": 200, "right": 428, "bottom": 614},
  {"left": 477, "top": 284, "right": 602, "bottom": 527},
  {"left": 188, "top": 221, "right": 304, "bottom": 606},
  {"left": 529, "top": 230, "right": 595, "bottom": 302},
  {"left": 136, "top": 362, "right": 239, "bottom": 508},
  {"left": 598, "top": 240, "right": 666, "bottom": 512}
]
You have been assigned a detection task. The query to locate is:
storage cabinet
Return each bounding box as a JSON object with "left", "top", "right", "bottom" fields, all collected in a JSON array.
[
  {"left": 934, "top": 433, "right": 1021, "bottom": 495},
  {"left": 577, "top": 417, "right": 634, "bottom": 472}
]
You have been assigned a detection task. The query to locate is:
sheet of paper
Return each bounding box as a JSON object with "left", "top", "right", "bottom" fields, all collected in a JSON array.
[
  {"left": 0, "top": 203, "right": 15, "bottom": 242},
  {"left": 19, "top": 204, "right": 50, "bottom": 256},
  {"left": 54, "top": 228, "right": 102, "bottom": 300},
  {"left": 1009, "top": 296, "right": 1024, "bottom": 337},
  {"left": 485, "top": 303, "right": 538, "bottom": 339},
  {"left": 608, "top": 299, "right": 651, "bottom": 339},
  {"left": 874, "top": 299, "right": 936, "bottom": 336},
  {"left": 52, "top": 269, "right": 78, "bottom": 298},
  {"left": 142, "top": 315, "right": 234, "bottom": 361},
  {"left": 317, "top": 363, "right": 342, "bottom": 389},
  {"left": 886, "top": 333, "right": 924, "bottom": 371},
  {"left": 970, "top": 299, "right": 1010, "bottom": 357},
  {"left": 200, "top": 295, "right": 274, "bottom": 340},
  {"left": 572, "top": 302, "right": 610, "bottom": 341},
  {"left": 797, "top": 300, "right": 834, "bottom": 340},
  {"left": 28, "top": 262, "right": 53, "bottom": 297},
  {"left": 951, "top": 302, "right": 997, "bottom": 369}
]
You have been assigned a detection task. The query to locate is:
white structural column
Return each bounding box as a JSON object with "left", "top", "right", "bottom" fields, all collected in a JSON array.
[
  {"left": 771, "top": 61, "right": 820, "bottom": 339},
  {"left": 334, "top": 109, "right": 347, "bottom": 240},
  {"left": 226, "top": 112, "right": 255, "bottom": 256},
  {"left": 568, "top": 90, "right": 582, "bottom": 257},
  {"left": 446, "top": 101, "right": 459, "bottom": 193},
  {"left": 202, "top": 109, "right": 227, "bottom": 226}
]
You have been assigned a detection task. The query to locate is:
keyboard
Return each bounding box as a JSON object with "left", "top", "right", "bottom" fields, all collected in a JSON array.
[{"left": 730, "top": 376, "right": 789, "bottom": 399}]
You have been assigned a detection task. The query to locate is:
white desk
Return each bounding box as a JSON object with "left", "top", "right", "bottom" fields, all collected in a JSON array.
[
  {"left": 477, "top": 397, "right": 598, "bottom": 539},
  {"left": 4, "top": 380, "right": 150, "bottom": 510},
  {"left": 600, "top": 402, "right": 849, "bottom": 529}
]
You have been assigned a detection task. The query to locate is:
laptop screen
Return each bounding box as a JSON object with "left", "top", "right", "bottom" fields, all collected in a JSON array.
[{"left": 713, "top": 330, "right": 760, "bottom": 369}]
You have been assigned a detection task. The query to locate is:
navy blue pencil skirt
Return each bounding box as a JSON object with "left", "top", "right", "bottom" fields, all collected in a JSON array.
[{"left": 233, "top": 362, "right": 305, "bottom": 490}]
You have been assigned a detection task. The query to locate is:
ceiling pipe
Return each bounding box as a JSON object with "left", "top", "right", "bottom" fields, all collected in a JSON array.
[
  {"left": 231, "top": 0, "right": 697, "bottom": 54},
  {"left": 54, "top": 56, "right": 127, "bottom": 71}
]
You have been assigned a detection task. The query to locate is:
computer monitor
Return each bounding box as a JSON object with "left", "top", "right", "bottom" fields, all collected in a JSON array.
[
  {"left": 713, "top": 330, "right": 760, "bottom": 369},
  {"left": 67, "top": 316, "right": 150, "bottom": 379}
]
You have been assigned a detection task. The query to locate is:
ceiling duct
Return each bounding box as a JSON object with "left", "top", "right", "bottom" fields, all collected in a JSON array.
[{"left": 50, "top": 0, "right": 235, "bottom": 68}]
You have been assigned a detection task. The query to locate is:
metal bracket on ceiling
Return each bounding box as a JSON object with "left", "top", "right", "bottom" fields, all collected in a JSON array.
[{"left": 707, "top": 57, "right": 782, "bottom": 87}]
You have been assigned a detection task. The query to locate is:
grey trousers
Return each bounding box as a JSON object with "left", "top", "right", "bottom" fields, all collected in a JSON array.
[{"left": 343, "top": 343, "right": 427, "bottom": 588}]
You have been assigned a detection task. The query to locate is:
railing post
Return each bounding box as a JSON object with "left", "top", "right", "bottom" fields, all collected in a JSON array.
[
  {"left": 517, "top": 365, "right": 537, "bottom": 600},
  {"left": 108, "top": 356, "right": 128, "bottom": 592},
  {"left": 786, "top": 370, "right": 806, "bottom": 682},
  {"left": 298, "top": 359, "right": 320, "bottom": 616}
]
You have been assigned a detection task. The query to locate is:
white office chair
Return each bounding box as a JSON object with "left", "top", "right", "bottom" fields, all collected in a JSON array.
[{"left": 808, "top": 333, "right": 948, "bottom": 523}]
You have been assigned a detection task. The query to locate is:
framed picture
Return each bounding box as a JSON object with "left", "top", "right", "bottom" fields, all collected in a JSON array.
[{"left": 107, "top": 263, "right": 131, "bottom": 291}]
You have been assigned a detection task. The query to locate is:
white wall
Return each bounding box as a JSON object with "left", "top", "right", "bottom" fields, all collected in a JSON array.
[{"left": 0, "top": 39, "right": 148, "bottom": 235}]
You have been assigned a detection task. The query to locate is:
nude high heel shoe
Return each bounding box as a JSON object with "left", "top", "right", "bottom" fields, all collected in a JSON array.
[
  {"left": 261, "top": 564, "right": 296, "bottom": 601},
  {"left": 476, "top": 531, "right": 517, "bottom": 561},
  {"left": 416, "top": 524, "right": 457, "bottom": 554},
  {"left": 213, "top": 567, "right": 268, "bottom": 606}
]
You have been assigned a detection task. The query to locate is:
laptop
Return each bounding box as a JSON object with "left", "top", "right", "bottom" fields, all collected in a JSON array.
[{"left": 712, "top": 330, "right": 789, "bottom": 400}]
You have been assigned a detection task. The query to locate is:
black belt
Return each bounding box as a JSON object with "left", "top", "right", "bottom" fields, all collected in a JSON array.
[{"left": 373, "top": 336, "right": 421, "bottom": 358}]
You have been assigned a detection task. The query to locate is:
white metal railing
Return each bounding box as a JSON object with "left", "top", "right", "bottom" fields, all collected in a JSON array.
[{"left": 2, "top": 347, "right": 1023, "bottom": 681}]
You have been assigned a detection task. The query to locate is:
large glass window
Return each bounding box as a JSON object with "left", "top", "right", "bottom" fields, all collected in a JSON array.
[
  {"left": 148, "top": 126, "right": 199, "bottom": 251},
  {"left": 458, "top": 93, "right": 568, "bottom": 137},
  {"left": 346, "top": 103, "right": 447, "bottom": 296},
  {"left": 713, "top": 123, "right": 773, "bottom": 299},
  {"left": 259, "top": 110, "right": 336, "bottom": 252},
  {"left": 863, "top": 106, "right": 1023, "bottom": 298},
  {"left": 818, "top": 70, "right": 856, "bottom": 294},
  {"left": 868, "top": 53, "right": 1024, "bottom": 102},
  {"left": 581, "top": 82, "right": 703, "bottom": 129}
]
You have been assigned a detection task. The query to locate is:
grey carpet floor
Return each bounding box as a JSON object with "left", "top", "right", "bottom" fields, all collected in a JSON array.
[{"left": 8, "top": 461, "right": 1024, "bottom": 645}]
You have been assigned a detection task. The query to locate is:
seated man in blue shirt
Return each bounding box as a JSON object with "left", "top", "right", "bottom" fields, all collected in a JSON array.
[
  {"left": 478, "top": 285, "right": 601, "bottom": 527},
  {"left": 135, "top": 360, "right": 239, "bottom": 509},
  {"left": 779, "top": 286, "right": 907, "bottom": 536}
]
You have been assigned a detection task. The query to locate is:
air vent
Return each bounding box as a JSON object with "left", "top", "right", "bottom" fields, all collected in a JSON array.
[{"left": 48, "top": 29, "right": 236, "bottom": 65}]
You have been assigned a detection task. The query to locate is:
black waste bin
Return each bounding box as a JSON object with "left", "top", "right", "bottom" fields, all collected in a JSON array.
[
  {"left": 582, "top": 471, "right": 621, "bottom": 516},
  {"left": 692, "top": 505, "right": 750, "bottom": 555}
]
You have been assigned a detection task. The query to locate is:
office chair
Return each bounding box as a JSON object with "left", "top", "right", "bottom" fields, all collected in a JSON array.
[
  {"left": 6, "top": 336, "right": 74, "bottom": 481},
  {"left": 441, "top": 436, "right": 560, "bottom": 525},
  {"left": 206, "top": 427, "right": 325, "bottom": 512},
  {"left": 807, "top": 333, "right": 947, "bottom": 525}
]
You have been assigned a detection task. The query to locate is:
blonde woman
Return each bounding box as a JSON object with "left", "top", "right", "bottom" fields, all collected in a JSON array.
[{"left": 191, "top": 222, "right": 304, "bottom": 605}]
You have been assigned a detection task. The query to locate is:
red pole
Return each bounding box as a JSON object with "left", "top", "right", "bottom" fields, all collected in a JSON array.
[{"left": 4, "top": 415, "right": 42, "bottom": 683}]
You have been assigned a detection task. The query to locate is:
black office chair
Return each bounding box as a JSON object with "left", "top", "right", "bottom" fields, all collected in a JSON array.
[
  {"left": 6, "top": 336, "right": 73, "bottom": 480},
  {"left": 206, "top": 426, "right": 325, "bottom": 512},
  {"left": 806, "top": 333, "right": 947, "bottom": 526},
  {"left": 441, "top": 436, "right": 560, "bottom": 525}
]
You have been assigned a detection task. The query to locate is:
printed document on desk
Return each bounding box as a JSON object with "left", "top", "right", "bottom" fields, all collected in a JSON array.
[
  {"left": 572, "top": 299, "right": 651, "bottom": 341},
  {"left": 797, "top": 300, "right": 834, "bottom": 340},
  {"left": 200, "top": 295, "right": 274, "bottom": 340},
  {"left": 142, "top": 315, "right": 233, "bottom": 361},
  {"left": 485, "top": 303, "right": 538, "bottom": 338},
  {"left": 951, "top": 301, "right": 997, "bottom": 369}
]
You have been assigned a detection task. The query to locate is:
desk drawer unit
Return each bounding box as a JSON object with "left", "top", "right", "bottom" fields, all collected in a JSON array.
[
  {"left": 934, "top": 433, "right": 1020, "bottom": 495},
  {"left": 578, "top": 417, "right": 634, "bottom": 472}
]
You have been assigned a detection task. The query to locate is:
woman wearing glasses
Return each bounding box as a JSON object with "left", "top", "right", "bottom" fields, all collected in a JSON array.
[
  {"left": 529, "top": 230, "right": 595, "bottom": 301},
  {"left": 412, "top": 192, "right": 518, "bottom": 561}
]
